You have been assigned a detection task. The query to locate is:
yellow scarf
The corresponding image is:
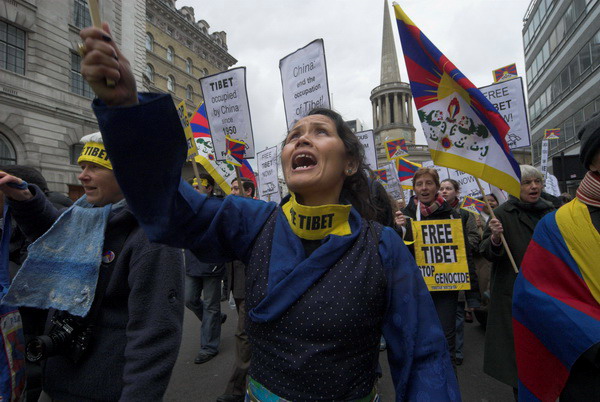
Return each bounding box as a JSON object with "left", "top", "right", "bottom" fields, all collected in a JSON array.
[
  {"left": 556, "top": 198, "right": 600, "bottom": 304},
  {"left": 282, "top": 193, "right": 352, "bottom": 240}
]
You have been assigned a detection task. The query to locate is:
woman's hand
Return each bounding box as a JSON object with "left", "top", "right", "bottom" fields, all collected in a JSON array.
[
  {"left": 79, "top": 23, "right": 138, "bottom": 107},
  {"left": 394, "top": 210, "right": 406, "bottom": 227},
  {"left": 488, "top": 218, "right": 503, "bottom": 244},
  {"left": 0, "top": 171, "right": 33, "bottom": 201}
]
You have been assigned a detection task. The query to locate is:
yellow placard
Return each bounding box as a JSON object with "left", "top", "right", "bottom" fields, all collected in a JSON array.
[
  {"left": 176, "top": 100, "right": 199, "bottom": 160},
  {"left": 412, "top": 219, "right": 470, "bottom": 292}
]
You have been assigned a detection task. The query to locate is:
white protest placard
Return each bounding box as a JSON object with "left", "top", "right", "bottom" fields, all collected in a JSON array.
[
  {"left": 479, "top": 77, "right": 530, "bottom": 149},
  {"left": 422, "top": 160, "right": 450, "bottom": 181},
  {"left": 448, "top": 169, "right": 490, "bottom": 199},
  {"left": 257, "top": 146, "right": 281, "bottom": 202},
  {"left": 356, "top": 130, "right": 377, "bottom": 169},
  {"left": 383, "top": 162, "right": 404, "bottom": 201},
  {"left": 279, "top": 39, "right": 331, "bottom": 129},
  {"left": 545, "top": 173, "right": 561, "bottom": 197},
  {"left": 199, "top": 67, "right": 255, "bottom": 161},
  {"left": 540, "top": 139, "right": 549, "bottom": 178}
]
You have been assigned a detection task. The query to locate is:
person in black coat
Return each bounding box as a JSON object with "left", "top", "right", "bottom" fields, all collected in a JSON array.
[{"left": 395, "top": 167, "right": 480, "bottom": 368}]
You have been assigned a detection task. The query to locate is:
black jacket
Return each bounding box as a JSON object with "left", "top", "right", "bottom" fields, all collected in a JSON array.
[
  {"left": 8, "top": 186, "right": 184, "bottom": 401},
  {"left": 184, "top": 249, "right": 225, "bottom": 277}
]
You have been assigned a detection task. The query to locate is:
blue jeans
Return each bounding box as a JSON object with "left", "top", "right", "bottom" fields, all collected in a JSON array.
[{"left": 185, "top": 275, "right": 222, "bottom": 355}]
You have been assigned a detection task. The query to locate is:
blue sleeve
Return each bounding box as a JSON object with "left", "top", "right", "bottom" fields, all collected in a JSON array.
[
  {"left": 379, "top": 226, "right": 461, "bottom": 402},
  {"left": 93, "top": 93, "right": 276, "bottom": 264}
]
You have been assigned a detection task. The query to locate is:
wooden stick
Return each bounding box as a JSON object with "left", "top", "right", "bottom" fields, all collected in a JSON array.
[
  {"left": 191, "top": 160, "right": 201, "bottom": 187},
  {"left": 235, "top": 166, "right": 246, "bottom": 198},
  {"left": 475, "top": 178, "right": 519, "bottom": 274},
  {"left": 87, "top": 0, "right": 116, "bottom": 87}
]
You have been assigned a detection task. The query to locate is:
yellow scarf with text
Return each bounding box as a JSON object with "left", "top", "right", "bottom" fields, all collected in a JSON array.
[{"left": 282, "top": 193, "right": 352, "bottom": 240}]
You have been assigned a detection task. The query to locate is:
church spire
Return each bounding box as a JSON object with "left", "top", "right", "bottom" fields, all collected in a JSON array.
[{"left": 380, "top": 0, "right": 401, "bottom": 84}]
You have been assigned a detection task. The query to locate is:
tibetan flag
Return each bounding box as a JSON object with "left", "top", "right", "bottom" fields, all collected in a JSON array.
[
  {"left": 460, "top": 196, "right": 486, "bottom": 215},
  {"left": 385, "top": 138, "right": 408, "bottom": 160},
  {"left": 394, "top": 4, "right": 521, "bottom": 197},
  {"left": 239, "top": 159, "right": 258, "bottom": 190},
  {"left": 225, "top": 135, "right": 246, "bottom": 167},
  {"left": 513, "top": 199, "right": 600, "bottom": 401},
  {"left": 396, "top": 157, "right": 421, "bottom": 189},
  {"left": 493, "top": 63, "right": 518, "bottom": 83},
  {"left": 544, "top": 128, "right": 561, "bottom": 140},
  {"left": 374, "top": 169, "right": 388, "bottom": 184},
  {"left": 190, "top": 103, "right": 233, "bottom": 194}
]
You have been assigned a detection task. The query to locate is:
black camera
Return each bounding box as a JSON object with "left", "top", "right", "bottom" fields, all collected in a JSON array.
[{"left": 26, "top": 311, "right": 93, "bottom": 363}]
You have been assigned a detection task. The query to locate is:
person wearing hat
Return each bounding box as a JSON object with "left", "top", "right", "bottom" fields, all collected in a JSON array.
[
  {"left": 513, "top": 113, "right": 600, "bottom": 401},
  {"left": 0, "top": 133, "right": 184, "bottom": 401}
]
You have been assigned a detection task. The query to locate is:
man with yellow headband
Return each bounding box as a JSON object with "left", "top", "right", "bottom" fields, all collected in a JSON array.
[{"left": 0, "top": 133, "right": 184, "bottom": 401}]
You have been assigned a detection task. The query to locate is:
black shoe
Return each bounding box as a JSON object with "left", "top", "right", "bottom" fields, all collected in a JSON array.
[
  {"left": 221, "top": 313, "right": 227, "bottom": 324},
  {"left": 456, "top": 357, "right": 463, "bottom": 366},
  {"left": 194, "top": 352, "right": 217, "bottom": 364},
  {"left": 216, "top": 395, "right": 244, "bottom": 402}
]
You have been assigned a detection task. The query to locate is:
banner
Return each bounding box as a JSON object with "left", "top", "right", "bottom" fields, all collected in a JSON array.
[
  {"left": 448, "top": 169, "right": 490, "bottom": 199},
  {"left": 480, "top": 77, "right": 531, "bottom": 149},
  {"left": 257, "top": 146, "right": 281, "bottom": 202},
  {"left": 176, "top": 100, "right": 199, "bottom": 160},
  {"left": 545, "top": 173, "right": 561, "bottom": 197},
  {"left": 412, "top": 219, "right": 470, "bottom": 291},
  {"left": 355, "top": 130, "right": 377, "bottom": 169},
  {"left": 375, "top": 162, "right": 404, "bottom": 201},
  {"left": 460, "top": 196, "right": 486, "bottom": 215},
  {"left": 422, "top": 160, "right": 450, "bottom": 181},
  {"left": 493, "top": 63, "right": 518, "bottom": 83},
  {"left": 279, "top": 39, "right": 331, "bottom": 129},
  {"left": 541, "top": 139, "right": 549, "bottom": 178},
  {"left": 397, "top": 157, "right": 421, "bottom": 189},
  {"left": 385, "top": 138, "right": 409, "bottom": 160},
  {"left": 199, "top": 67, "right": 255, "bottom": 161}
]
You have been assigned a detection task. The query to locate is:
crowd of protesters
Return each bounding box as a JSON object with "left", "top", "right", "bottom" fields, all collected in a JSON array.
[{"left": 0, "top": 22, "right": 598, "bottom": 402}]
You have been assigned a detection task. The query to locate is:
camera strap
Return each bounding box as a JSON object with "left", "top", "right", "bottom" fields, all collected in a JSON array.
[{"left": 84, "top": 211, "right": 137, "bottom": 324}]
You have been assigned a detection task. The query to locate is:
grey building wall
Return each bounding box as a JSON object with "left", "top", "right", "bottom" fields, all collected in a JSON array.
[
  {"left": 524, "top": 0, "right": 600, "bottom": 192},
  {"left": 0, "top": 0, "right": 145, "bottom": 195}
]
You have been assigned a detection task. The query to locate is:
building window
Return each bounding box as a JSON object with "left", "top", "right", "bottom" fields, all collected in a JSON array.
[
  {"left": 166, "top": 26, "right": 173, "bottom": 36},
  {"left": 186, "top": 58, "right": 192, "bottom": 74},
  {"left": 70, "top": 52, "right": 93, "bottom": 98},
  {"left": 0, "top": 21, "right": 26, "bottom": 75},
  {"left": 145, "top": 63, "right": 154, "bottom": 81},
  {"left": 73, "top": 0, "right": 91, "bottom": 29},
  {"left": 147, "top": 13, "right": 154, "bottom": 23},
  {"left": 0, "top": 133, "right": 17, "bottom": 165},
  {"left": 186, "top": 85, "right": 193, "bottom": 100},
  {"left": 167, "top": 75, "right": 175, "bottom": 92},
  {"left": 146, "top": 33, "right": 154, "bottom": 52},
  {"left": 70, "top": 143, "right": 84, "bottom": 165},
  {"left": 167, "top": 46, "right": 174, "bottom": 62}
]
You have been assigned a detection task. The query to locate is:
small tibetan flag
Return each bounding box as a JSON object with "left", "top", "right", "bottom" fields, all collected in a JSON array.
[
  {"left": 493, "top": 63, "right": 518, "bottom": 83},
  {"left": 225, "top": 135, "right": 246, "bottom": 167},
  {"left": 396, "top": 157, "right": 421, "bottom": 189},
  {"left": 544, "top": 128, "right": 561, "bottom": 140},
  {"left": 374, "top": 169, "right": 388, "bottom": 183},
  {"left": 394, "top": 4, "right": 521, "bottom": 197},
  {"left": 461, "top": 196, "right": 486, "bottom": 215},
  {"left": 385, "top": 138, "right": 409, "bottom": 160}
]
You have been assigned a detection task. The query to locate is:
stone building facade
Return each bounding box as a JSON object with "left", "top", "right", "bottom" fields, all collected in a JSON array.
[{"left": 0, "top": 0, "right": 146, "bottom": 197}]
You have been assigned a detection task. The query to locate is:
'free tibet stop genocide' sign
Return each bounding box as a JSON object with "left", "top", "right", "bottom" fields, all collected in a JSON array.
[{"left": 413, "top": 219, "right": 470, "bottom": 291}]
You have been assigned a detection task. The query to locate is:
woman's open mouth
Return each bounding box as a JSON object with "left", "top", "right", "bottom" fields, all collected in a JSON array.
[{"left": 292, "top": 153, "right": 317, "bottom": 171}]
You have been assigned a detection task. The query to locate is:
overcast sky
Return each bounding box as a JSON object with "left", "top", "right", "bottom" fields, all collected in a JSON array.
[{"left": 178, "top": 0, "right": 532, "bottom": 154}]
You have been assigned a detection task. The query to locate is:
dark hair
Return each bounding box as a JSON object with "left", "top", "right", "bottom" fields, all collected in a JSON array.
[
  {"left": 412, "top": 168, "right": 440, "bottom": 189},
  {"left": 285, "top": 108, "right": 377, "bottom": 220},
  {"left": 485, "top": 193, "right": 499, "bottom": 203},
  {"left": 230, "top": 177, "right": 255, "bottom": 197},
  {"left": 441, "top": 178, "right": 460, "bottom": 192},
  {"left": 198, "top": 173, "right": 215, "bottom": 188},
  {"left": 0, "top": 165, "right": 49, "bottom": 193}
]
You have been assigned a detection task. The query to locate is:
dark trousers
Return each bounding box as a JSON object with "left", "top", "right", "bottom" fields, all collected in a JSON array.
[
  {"left": 431, "top": 291, "right": 458, "bottom": 367},
  {"left": 224, "top": 298, "right": 251, "bottom": 396}
]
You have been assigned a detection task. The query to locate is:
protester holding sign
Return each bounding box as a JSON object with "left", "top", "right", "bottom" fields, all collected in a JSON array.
[
  {"left": 79, "top": 24, "right": 459, "bottom": 402},
  {"left": 396, "top": 168, "right": 479, "bottom": 368},
  {"left": 479, "top": 165, "right": 554, "bottom": 397}
]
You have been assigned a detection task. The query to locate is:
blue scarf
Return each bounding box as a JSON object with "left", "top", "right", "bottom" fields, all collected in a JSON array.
[{"left": 1, "top": 196, "right": 125, "bottom": 317}]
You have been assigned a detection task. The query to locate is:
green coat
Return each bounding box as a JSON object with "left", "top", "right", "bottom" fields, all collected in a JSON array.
[{"left": 479, "top": 197, "right": 554, "bottom": 388}]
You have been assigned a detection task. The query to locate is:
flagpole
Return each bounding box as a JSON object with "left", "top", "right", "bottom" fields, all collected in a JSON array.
[
  {"left": 191, "top": 159, "right": 201, "bottom": 186},
  {"left": 235, "top": 166, "right": 246, "bottom": 198},
  {"left": 475, "top": 178, "right": 519, "bottom": 274}
]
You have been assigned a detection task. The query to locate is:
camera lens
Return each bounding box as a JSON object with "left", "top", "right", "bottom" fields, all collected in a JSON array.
[{"left": 26, "top": 336, "right": 50, "bottom": 362}]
